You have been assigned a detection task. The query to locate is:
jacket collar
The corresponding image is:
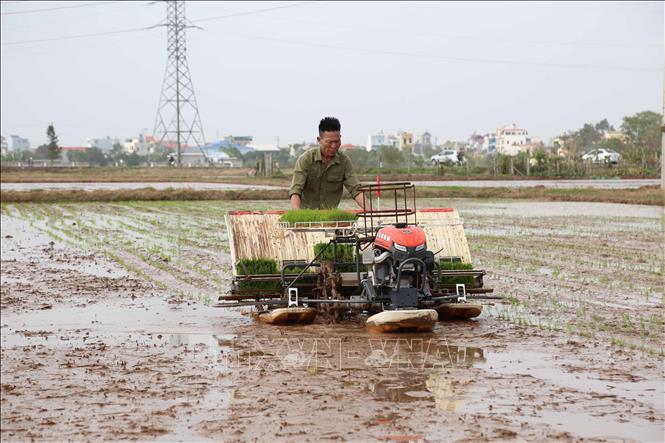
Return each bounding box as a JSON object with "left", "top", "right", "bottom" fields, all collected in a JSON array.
[{"left": 315, "top": 147, "right": 340, "bottom": 164}]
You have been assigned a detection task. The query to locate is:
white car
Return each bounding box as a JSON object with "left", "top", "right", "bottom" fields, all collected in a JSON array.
[
  {"left": 431, "top": 150, "right": 463, "bottom": 165},
  {"left": 582, "top": 148, "right": 620, "bottom": 165}
]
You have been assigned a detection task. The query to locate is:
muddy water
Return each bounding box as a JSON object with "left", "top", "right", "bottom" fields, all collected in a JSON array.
[
  {"left": 211, "top": 319, "right": 663, "bottom": 442},
  {"left": 1, "top": 200, "right": 663, "bottom": 441},
  {"left": 1, "top": 219, "right": 244, "bottom": 441}
]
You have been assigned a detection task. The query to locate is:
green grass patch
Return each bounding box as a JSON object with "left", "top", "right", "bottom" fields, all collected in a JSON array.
[{"left": 280, "top": 209, "right": 358, "bottom": 224}]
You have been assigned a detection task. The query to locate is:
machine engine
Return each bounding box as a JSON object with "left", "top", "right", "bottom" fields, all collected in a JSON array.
[{"left": 363, "top": 224, "right": 436, "bottom": 309}]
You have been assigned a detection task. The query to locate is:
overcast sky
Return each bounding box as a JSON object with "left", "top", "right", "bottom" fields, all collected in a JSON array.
[{"left": 1, "top": 1, "right": 662, "bottom": 147}]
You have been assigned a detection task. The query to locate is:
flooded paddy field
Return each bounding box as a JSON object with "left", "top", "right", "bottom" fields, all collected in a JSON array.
[{"left": 1, "top": 199, "right": 663, "bottom": 441}]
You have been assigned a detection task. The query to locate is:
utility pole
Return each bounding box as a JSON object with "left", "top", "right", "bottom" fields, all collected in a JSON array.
[{"left": 153, "top": 0, "right": 207, "bottom": 167}]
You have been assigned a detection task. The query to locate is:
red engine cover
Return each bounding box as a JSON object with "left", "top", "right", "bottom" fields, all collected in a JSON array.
[{"left": 374, "top": 226, "right": 427, "bottom": 249}]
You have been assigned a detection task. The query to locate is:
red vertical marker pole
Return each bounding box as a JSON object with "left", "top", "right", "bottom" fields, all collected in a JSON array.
[{"left": 376, "top": 175, "right": 381, "bottom": 211}]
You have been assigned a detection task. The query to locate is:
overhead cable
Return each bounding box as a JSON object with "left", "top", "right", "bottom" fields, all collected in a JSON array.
[
  {"left": 1, "top": 1, "right": 119, "bottom": 16},
  {"left": 205, "top": 29, "right": 662, "bottom": 72}
]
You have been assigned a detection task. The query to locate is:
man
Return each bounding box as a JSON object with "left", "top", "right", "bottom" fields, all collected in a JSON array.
[{"left": 289, "top": 117, "right": 366, "bottom": 210}]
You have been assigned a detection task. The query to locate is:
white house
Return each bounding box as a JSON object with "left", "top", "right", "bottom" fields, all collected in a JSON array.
[
  {"left": 249, "top": 143, "right": 281, "bottom": 176},
  {"left": 496, "top": 123, "right": 529, "bottom": 156},
  {"left": 86, "top": 136, "right": 119, "bottom": 151},
  {"left": 123, "top": 137, "right": 150, "bottom": 155},
  {"left": 366, "top": 131, "right": 386, "bottom": 151},
  {"left": 10, "top": 135, "right": 30, "bottom": 150}
]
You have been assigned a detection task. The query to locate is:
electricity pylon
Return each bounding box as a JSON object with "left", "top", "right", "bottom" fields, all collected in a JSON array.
[{"left": 152, "top": 0, "right": 207, "bottom": 167}]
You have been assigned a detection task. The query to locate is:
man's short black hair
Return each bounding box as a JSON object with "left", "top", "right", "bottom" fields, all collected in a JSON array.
[{"left": 319, "top": 116, "right": 341, "bottom": 134}]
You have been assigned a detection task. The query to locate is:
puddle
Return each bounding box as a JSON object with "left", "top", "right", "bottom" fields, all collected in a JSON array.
[
  {"left": 162, "top": 384, "right": 232, "bottom": 442},
  {"left": 368, "top": 380, "right": 434, "bottom": 403},
  {"left": 1, "top": 214, "right": 129, "bottom": 279},
  {"left": 478, "top": 349, "right": 664, "bottom": 412},
  {"left": 365, "top": 345, "right": 664, "bottom": 440},
  {"left": 366, "top": 345, "right": 486, "bottom": 407},
  {"left": 540, "top": 410, "right": 663, "bottom": 442},
  {"left": 1, "top": 296, "right": 243, "bottom": 349}
]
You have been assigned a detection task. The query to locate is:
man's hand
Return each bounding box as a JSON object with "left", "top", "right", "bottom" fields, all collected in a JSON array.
[
  {"left": 290, "top": 194, "right": 302, "bottom": 209},
  {"left": 354, "top": 193, "right": 366, "bottom": 210}
]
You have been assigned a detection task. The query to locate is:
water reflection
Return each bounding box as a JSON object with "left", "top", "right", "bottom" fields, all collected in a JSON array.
[
  {"left": 426, "top": 371, "right": 467, "bottom": 412},
  {"left": 367, "top": 344, "right": 484, "bottom": 411}
]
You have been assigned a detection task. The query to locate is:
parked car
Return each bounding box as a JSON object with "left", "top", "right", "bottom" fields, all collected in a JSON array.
[
  {"left": 431, "top": 150, "right": 464, "bottom": 165},
  {"left": 581, "top": 148, "right": 620, "bottom": 165}
]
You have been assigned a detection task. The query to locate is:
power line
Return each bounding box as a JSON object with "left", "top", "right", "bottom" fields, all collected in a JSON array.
[
  {"left": 1, "top": 26, "right": 148, "bottom": 46},
  {"left": 1, "top": 1, "right": 659, "bottom": 72},
  {"left": 0, "top": 1, "right": 315, "bottom": 46},
  {"left": 1, "top": 1, "right": 153, "bottom": 32},
  {"left": 1, "top": 1, "right": 119, "bottom": 16},
  {"left": 1, "top": 31, "right": 161, "bottom": 60},
  {"left": 205, "top": 29, "right": 662, "bottom": 72},
  {"left": 189, "top": 1, "right": 316, "bottom": 24},
  {"left": 233, "top": 12, "right": 662, "bottom": 49}
]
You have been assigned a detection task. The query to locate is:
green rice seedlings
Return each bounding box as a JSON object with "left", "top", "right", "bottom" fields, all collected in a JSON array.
[
  {"left": 235, "top": 258, "right": 281, "bottom": 291},
  {"left": 280, "top": 208, "right": 357, "bottom": 224},
  {"left": 313, "top": 242, "right": 359, "bottom": 272}
]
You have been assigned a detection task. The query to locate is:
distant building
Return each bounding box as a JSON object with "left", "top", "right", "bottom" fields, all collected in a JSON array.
[
  {"left": 123, "top": 137, "right": 150, "bottom": 155},
  {"left": 86, "top": 136, "right": 119, "bottom": 151},
  {"left": 180, "top": 146, "right": 208, "bottom": 166},
  {"left": 248, "top": 143, "right": 280, "bottom": 176},
  {"left": 552, "top": 135, "right": 572, "bottom": 157},
  {"left": 225, "top": 135, "right": 253, "bottom": 147},
  {"left": 482, "top": 134, "right": 497, "bottom": 154},
  {"left": 366, "top": 131, "right": 386, "bottom": 151},
  {"left": 603, "top": 131, "right": 627, "bottom": 143},
  {"left": 290, "top": 142, "right": 318, "bottom": 157},
  {"left": 204, "top": 146, "right": 242, "bottom": 167},
  {"left": 399, "top": 132, "right": 413, "bottom": 150},
  {"left": 10, "top": 135, "right": 30, "bottom": 150},
  {"left": 412, "top": 132, "right": 432, "bottom": 156},
  {"left": 466, "top": 133, "right": 486, "bottom": 154},
  {"left": 496, "top": 123, "right": 529, "bottom": 156},
  {"left": 385, "top": 134, "right": 399, "bottom": 149},
  {"left": 367, "top": 130, "right": 418, "bottom": 151},
  {"left": 420, "top": 131, "right": 432, "bottom": 148},
  {"left": 1, "top": 135, "right": 7, "bottom": 154}
]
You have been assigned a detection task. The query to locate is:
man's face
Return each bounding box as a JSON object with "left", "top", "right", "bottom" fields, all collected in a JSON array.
[{"left": 318, "top": 131, "right": 341, "bottom": 160}]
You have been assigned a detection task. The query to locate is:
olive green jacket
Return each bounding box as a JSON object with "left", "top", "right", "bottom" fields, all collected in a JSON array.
[{"left": 289, "top": 148, "right": 361, "bottom": 209}]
